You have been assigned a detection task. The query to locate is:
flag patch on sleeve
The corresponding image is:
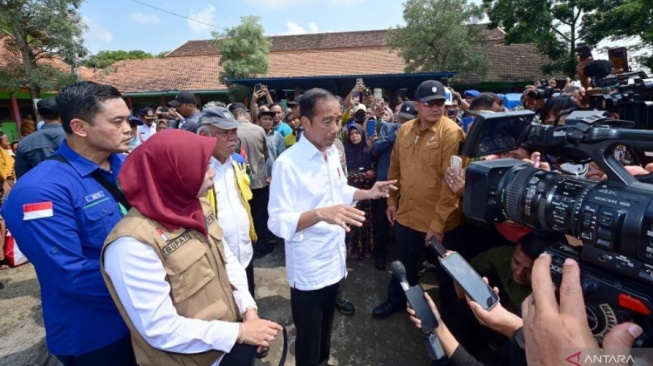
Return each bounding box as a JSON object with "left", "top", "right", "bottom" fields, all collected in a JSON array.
[{"left": 23, "top": 202, "right": 54, "bottom": 221}]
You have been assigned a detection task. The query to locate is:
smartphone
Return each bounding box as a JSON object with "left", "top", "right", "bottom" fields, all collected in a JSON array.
[
  {"left": 450, "top": 155, "right": 462, "bottom": 174},
  {"left": 366, "top": 120, "right": 376, "bottom": 138},
  {"left": 405, "top": 285, "right": 439, "bottom": 334},
  {"left": 356, "top": 78, "right": 364, "bottom": 86},
  {"left": 254, "top": 83, "right": 262, "bottom": 92},
  {"left": 374, "top": 88, "right": 383, "bottom": 101},
  {"left": 576, "top": 44, "right": 592, "bottom": 62},
  {"left": 160, "top": 107, "right": 169, "bottom": 113},
  {"left": 440, "top": 252, "right": 499, "bottom": 311},
  {"left": 608, "top": 47, "right": 629, "bottom": 72},
  {"left": 352, "top": 92, "right": 361, "bottom": 104}
]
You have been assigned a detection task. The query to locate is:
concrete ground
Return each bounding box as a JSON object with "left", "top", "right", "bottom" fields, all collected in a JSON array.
[{"left": 0, "top": 244, "right": 439, "bottom": 366}]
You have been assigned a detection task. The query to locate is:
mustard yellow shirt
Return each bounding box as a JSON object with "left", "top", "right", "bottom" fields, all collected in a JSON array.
[{"left": 387, "top": 116, "right": 465, "bottom": 234}]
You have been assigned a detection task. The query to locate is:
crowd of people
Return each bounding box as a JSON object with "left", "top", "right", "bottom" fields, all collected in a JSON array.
[{"left": 0, "top": 52, "right": 646, "bottom": 366}]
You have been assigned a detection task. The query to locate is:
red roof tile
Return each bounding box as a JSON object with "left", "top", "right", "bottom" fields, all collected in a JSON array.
[
  {"left": 89, "top": 42, "right": 550, "bottom": 93},
  {"left": 167, "top": 27, "right": 507, "bottom": 57}
]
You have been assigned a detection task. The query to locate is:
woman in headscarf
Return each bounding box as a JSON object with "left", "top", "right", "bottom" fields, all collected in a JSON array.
[
  {"left": 101, "top": 130, "right": 281, "bottom": 366},
  {"left": 343, "top": 123, "right": 376, "bottom": 260}
]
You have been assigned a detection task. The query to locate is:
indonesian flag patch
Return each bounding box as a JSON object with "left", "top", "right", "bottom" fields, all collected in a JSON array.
[{"left": 23, "top": 201, "right": 54, "bottom": 221}]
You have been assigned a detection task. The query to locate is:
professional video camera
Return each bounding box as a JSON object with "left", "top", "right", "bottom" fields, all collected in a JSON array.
[
  {"left": 585, "top": 66, "right": 653, "bottom": 128},
  {"left": 461, "top": 110, "right": 653, "bottom": 345},
  {"left": 527, "top": 79, "right": 555, "bottom": 100}
]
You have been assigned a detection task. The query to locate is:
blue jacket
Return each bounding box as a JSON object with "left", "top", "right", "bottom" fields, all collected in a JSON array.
[
  {"left": 372, "top": 122, "right": 400, "bottom": 181},
  {"left": 1, "top": 141, "right": 129, "bottom": 356}
]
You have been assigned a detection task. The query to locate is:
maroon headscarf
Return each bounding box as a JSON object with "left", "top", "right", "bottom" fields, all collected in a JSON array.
[{"left": 119, "top": 129, "right": 217, "bottom": 237}]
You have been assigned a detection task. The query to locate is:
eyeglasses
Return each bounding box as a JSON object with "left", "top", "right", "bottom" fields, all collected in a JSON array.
[{"left": 421, "top": 99, "right": 446, "bottom": 108}]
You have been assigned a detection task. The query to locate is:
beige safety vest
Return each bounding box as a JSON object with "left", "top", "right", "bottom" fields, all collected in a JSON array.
[{"left": 101, "top": 198, "right": 239, "bottom": 366}]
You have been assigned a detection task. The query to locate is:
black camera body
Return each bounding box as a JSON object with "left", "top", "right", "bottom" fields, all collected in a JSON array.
[
  {"left": 462, "top": 109, "right": 653, "bottom": 344},
  {"left": 527, "top": 79, "right": 555, "bottom": 100}
]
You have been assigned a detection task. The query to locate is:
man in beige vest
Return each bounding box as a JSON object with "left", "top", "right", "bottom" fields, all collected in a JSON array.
[{"left": 102, "top": 130, "right": 281, "bottom": 366}]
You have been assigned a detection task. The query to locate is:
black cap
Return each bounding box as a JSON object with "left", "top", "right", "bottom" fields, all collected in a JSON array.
[
  {"left": 139, "top": 107, "right": 157, "bottom": 119},
  {"left": 168, "top": 91, "right": 198, "bottom": 107},
  {"left": 37, "top": 98, "right": 58, "bottom": 113},
  {"left": 198, "top": 107, "right": 240, "bottom": 130},
  {"left": 287, "top": 94, "right": 302, "bottom": 106},
  {"left": 415, "top": 80, "right": 446, "bottom": 102},
  {"left": 257, "top": 110, "right": 276, "bottom": 119},
  {"left": 398, "top": 101, "right": 417, "bottom": 119}
]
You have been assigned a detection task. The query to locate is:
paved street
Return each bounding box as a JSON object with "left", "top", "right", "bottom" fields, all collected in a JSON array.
[{"left": 0, "top": 242, "right": 437, "bottom": 366}]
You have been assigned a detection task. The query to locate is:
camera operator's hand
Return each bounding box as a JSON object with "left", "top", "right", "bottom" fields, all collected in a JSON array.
[
  {"left": 467, "top": 277, "right": 523, "bottom": 338},
  {"left": 527, "top": 152, "right": 550, "bottom": 172},
  {"left": 576, "top": 56, "right": 593, "bottom": 89},
  {"left": 522, "top": 254, "right": 642, "bottom": 366},
  {"left": 318, "top": 204, "right": 366, "bottom": 232}
]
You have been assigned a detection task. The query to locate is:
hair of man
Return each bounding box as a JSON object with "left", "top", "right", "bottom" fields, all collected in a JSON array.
[{"left": 56, "top": 81, "right": 123, "bottom": 134}]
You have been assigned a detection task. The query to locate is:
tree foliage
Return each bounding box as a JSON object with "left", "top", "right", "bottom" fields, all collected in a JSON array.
[
  {"left": 384, "top": 0, "right": 489, "bottom": 79},
  {"left": 581, "top": 0, "right": 653, "bottom": 69},
  {"left": 83, "top": 49, "right": 156, "bottom": 69},
  {"left": 213, "top": 16, "right": 271, "bottom": 102},
  {"left": 482, "top": 0, "right": 601, "bottom": 77},
  {"left": 0, "top": 0, "right": 87, "bottom": 100}
]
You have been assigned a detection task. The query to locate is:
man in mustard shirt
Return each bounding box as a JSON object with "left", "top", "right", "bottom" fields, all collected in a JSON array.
[{"left": 372, "top": 80, "right": 465, "bottom": 319}]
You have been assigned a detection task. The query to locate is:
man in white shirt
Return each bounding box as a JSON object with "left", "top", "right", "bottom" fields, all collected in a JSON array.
[
  {"left": 197, "top": 107, "right": 257, "bottom": 298},
  {"left": 268, "top": 88, "right": 396, "bottom": 366},
  {"left": 136, "top": 107, "right": 157, "bottom": 142}
]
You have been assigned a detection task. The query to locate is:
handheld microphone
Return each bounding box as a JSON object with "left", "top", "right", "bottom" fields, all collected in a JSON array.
[
  {"left": 391, "top": 260, "right": 410, "bottom": 291},
  {"left": 390, "top": 260, "right": 445, "bottom": 360}
]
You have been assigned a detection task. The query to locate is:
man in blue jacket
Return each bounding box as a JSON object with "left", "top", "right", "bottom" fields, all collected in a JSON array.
[
  {"left": 371, "top": 101, "right": 416, "bottom": 270},
  {"left": 2, "top": 82, "right": 137, "bottom": 366}
]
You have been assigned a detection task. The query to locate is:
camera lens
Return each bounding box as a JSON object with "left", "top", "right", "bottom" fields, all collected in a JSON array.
[{"left": 501, "top": 166, "right": 594, "bottom": 233}]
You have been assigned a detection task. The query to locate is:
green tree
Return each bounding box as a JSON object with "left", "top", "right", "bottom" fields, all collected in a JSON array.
[
  {"left": 213, "top": 16, "right": 271, "bottom": 102},
  {"left": 581, "top": 0, "right": 653, "bottom": 69},
  {"left": 83, "top": 49, "right": 155, "bottom": 69},
  {"left": 0, "top": 0, "right": 87, "bottom": 101},
  {"left": 384, "top": 0, "right": 489, "bottom": 79},
  {"left": 482, "top": 0, "right": 600, "bottom": 77}
]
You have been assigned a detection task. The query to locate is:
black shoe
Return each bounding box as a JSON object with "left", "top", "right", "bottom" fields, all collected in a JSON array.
[
  {"left": 255, "top": 347, "right": 269, "bottom": 359},
  {"left": 372, "top": 302, "right": 403, "bottom": 319},
  {"left": 335, "top": 298, "right": 356, "bottom": 316}
]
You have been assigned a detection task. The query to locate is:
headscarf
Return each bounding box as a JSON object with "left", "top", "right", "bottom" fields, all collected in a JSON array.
[
  {"left": 119, "top": 129, "right": 217, "bottom": 236},
  {"left": 344, "top": 123, "right": 373, "bottom": 173}
]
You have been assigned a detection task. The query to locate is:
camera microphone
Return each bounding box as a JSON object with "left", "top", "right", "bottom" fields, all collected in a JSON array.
[{"left": 391, "top": 261, "right": 410, "bottom": 291}]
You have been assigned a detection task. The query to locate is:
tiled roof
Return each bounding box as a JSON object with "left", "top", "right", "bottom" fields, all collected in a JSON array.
[
  {"left": 0, "top": 36, "right": 70, "bottom": 72},
  {"left": 89, "top": 42, "right": 550, "bottom": 93},
  {"left": 0, "top": 35, "right": 99, "bottom": 85},
  {"left": 167, "top": 27, "right": 507, "bottom": 57},
  {"left": 92, "top": 56, "right": 223, "bottom": 92}
]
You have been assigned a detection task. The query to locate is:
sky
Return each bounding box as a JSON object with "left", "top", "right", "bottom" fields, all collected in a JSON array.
[{"left": 79, "top": 0, "right": 409, "bottom": 55}]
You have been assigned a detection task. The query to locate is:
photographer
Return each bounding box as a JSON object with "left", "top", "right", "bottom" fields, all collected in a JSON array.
[{"left": 539, "top": 96, "right": 577, "bottom": 126}]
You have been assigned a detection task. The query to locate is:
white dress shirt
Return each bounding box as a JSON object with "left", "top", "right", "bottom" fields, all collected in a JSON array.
[
  {"left": 137, "top": 123, "right": 156, "bottom": 142},
  {"left": 268, "top": 136, "right": 357, "bottom": 291},
  {"left": 210, "top": 156, "right": 253, "bottom": 268},
  {"left": 104, "top": 236, "right": 256, "bottom": 366}
]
